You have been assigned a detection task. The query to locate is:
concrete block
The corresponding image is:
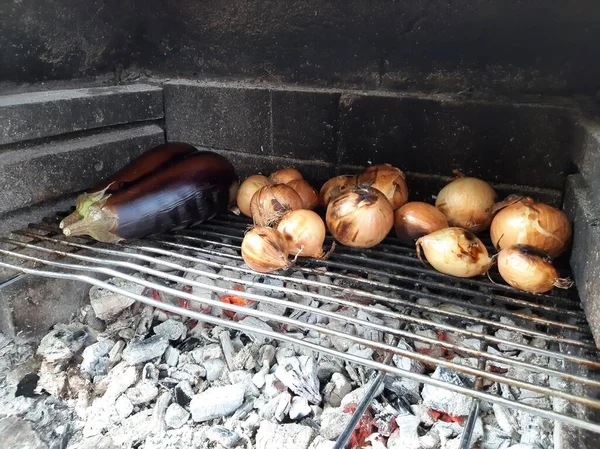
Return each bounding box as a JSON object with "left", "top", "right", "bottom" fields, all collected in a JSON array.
[
  {"left": 271, "top": 89, "right": 340, "bottom": 163},
  {"left": 337, "top": 92, "right": 574, "bottom": 190},
  {"left": 571, "top": 119, "right": 600, "bottom": 200},
  {"left": 0, "top": 124, "right": 164, "bottom": 214},
  {"left": 0, "top": 84, "right": 163, "bottom": 145},
  {"left": 164, "top": 81, "right": 272, "bottom": 154},
  {"left": 563, "top": 174, "right": 600, "bottom": 346}
]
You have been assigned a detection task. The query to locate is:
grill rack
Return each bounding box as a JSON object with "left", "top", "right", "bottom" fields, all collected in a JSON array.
[{"left": 1, "top": 212, "right": 600, "bottom": 437}]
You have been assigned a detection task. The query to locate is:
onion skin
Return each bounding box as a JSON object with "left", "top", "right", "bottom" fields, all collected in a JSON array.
[
  {"left": 394, "top": 202, "right": 449, "bottom": 246},
  {"left": 241, "top": 227, "right": 291, "bottom": 273},
  {"left": 62, "top": 151, "right": 238, "bottom": 243},
  {"left": 435, "top": 175, "right": 497, "bottom": 232},
  {"left": 60, "top": 142, "right": 198, "bottom": 229},
  {"left": 326, "top": 185, "right": 394, "bottom": 248},
  {"left": 287, "top": 179, "right": 320, "bottom": 210},
  {"left": 416, "top": 227, "right": 492, "bottom": 278},
  {"left": 277, "top": 210, "right": 326, "bottom": 258},
  {"left": 497, "top": 244, "right": 573, "bottom": 293},
  {"left": 490, "top": 196, "right": 572, "bottom": 257},
  {"left": 250, "top": 184, "right": 304, "bottom": 227},
  {"left": 320, "top": 175, "right": 356, "bottom": 207},
  {"left": 270, "top": 168, "right": 303, "bottom": 185},
  {"left": 357, "top": 165, "right": 409, "bottom": 210},
  {"left": 237, "top": 175, "right": 272, "bottom": 217}
]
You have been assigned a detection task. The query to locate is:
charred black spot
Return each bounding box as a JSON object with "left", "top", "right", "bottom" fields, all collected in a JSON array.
[
  {"left": 15, "top": 373, "right": 40, "bottom": 398},
  {"left": 354, "top": 186, "right": 378, "bottom": 204},
  {"left": 271, "top": 198, "right": 284, "bottom": 212},
  {"left": 515, "top": 244, "right": 554, "bottom": 262},
  {"left": 337, "top": 220, "right": 353, "bottom": 238},
  {"left": 461, "top": 230, "right": 477, "bottom": 242}
]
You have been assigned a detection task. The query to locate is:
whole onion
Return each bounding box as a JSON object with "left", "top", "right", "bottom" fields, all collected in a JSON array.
[
  {"left": 490, "top": 195, "right": 572, "bottom": 257},
  {"left": 241, "top": 227, "right": 290, "bottom": 273},
  {"left": 416, "top": 227, "right": 493, "bottom": 278},
  {"left": 320, "top": 175, "right": 356, "bottom": 206},
  {"left": 497, "top": 244, "right": 573, "bottom": 293},
  {"left": 326, "top": 185, "right": 394, "bottom": 248},
  {"left": 435, "top": 172, "right": 497, "bottom": 232},
  {"left": 277, "top": 210, "right": 327, "bottom": 258},
  {"left": 270, "top": 168, "right": 303, "bottom": 185},
  {"left": 250, "top": 184, "right": 304, "bottom": 227},
  {"left": 287, "top": 179, "right": 320, "bottom": 210},
  {"left": 237, "top": 175, "right": 272, "bottom": 217},
  {"left": 357, "top": 164, "right": 409, "bottom": 210},
  {"left": 394, "top": 202, "right": 449, "bottom": 246}
]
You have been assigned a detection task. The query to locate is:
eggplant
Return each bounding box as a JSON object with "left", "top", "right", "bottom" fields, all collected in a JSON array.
[
  {"left": 62, "top": 151, "right": 239, "bottom": 243},
  {"left": 60, "top": 142, "right": 198, "bottom": 229}
]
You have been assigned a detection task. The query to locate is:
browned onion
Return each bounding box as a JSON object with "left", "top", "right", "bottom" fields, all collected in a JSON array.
[
  {"left": 287, "top": 179, "right": 320, "bottom": 210},
  {"left": 326, "top": 185, "right": 394, "bottom": 248},
  {"left": 357, "top": 164, "right": 409, "bottom": 210},
  {"left": 497, "top": 244, "right": 572, "bottom": 293},
  {"left": 236, "top": 175, "right": 272, "bottom": 217},
  {"left": 490, "top": 195, "right": 572, "bottom": 257},
  {"left": 269, "top": 168, "right": 303, "bottom": 185},
  {"left": 394, "top": 202, "right": 449, "bottom": 246},
  {"left": 435, "top": 172, "right": 497, "bottom": 232},
  {"left": 416, "top": 227, "right": 492, "bottom": 278},
  {"left": 277, "top": 210, "right": 327, "bottom": 258},
  {"left": 320, "top": 175, "right": 356, "bottom": 207},
  {"left": 250, "top": 184, "right": 304, "bottom": 227},
  {"left": 241, "top": 227, "right": 290, "bottom": 273}
]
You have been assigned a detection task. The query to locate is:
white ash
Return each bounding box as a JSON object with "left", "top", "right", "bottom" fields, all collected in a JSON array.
[
  {"left": 89, "top": 277, "right": 144, "bottom": 320},
  {"left": 164, "top": 403, "right": 190, "bottom": 429},
  {"left": 153, "top": 319, "right": 187, "bottom": 341},
  {"left": 80, "top": 339, "right": 115, "bottom": 377},
  {"left": 256, "top": 421, "right": 315, "bottom": 449},
  {"left": 275, "top": 356, "right": 321, "bottom": 404},
  {"left": 308, "top": 435, "right": 336, "bottom": 449},
  {"left": 122, "top": 335, "right": 169, "bottom": 365},
  {"left": 190, "top": 383, "right": 245, "bottom": 422},
  {"left": 163, "top": 345, "right": 179, "bottom": 367},
  {"left": 126, "top": 381, "right": 159, "bottom": 405},
  {"left": 37, "top": 323, "right": 93, "bottom": 362},
  {"left": 290, "top": 396, "right": 312, "bottom": 420},
  {"left": 387, "top": 414, "right": 421, "bottom": 449},
  {"left": 323, "top": 373, "right": 352, "bottom": 407},
  {"left": 205, "top": 426, "right": 241, "bottom": 448},
  {"left": 319, "top": 406, "right": 352, "bottom": 440},
  {"left": 422, "top": 367, "right": 474, "bottom": 417},
  {"left": 115, "top": 394, "right": 134, "bottom": 419},
  {"left": 237, "top": 316, "right": 274, "bottom": 345},
  {"left": 393, "top": 339, "right": 426, "bottom": 373}
]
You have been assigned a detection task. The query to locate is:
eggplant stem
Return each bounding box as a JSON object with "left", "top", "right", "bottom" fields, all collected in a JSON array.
[
  {"left": 62, "top": 207, "right": 121, "bottom": 243},
  {"left": 59, "top": 210, "right": 82, "bottom": 230}
]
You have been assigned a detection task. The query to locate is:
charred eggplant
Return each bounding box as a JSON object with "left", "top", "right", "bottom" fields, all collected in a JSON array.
[
  {"left": 62, "top": 151, "right": 239, "bottom": 243},
  {"left": 60, "top": 142, "right": 198, "bottom": 229}
]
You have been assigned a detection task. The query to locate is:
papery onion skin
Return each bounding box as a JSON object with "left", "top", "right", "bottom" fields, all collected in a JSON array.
[
  {"left": 357, "top": 164, "right": 409, "bottom": 210},
  {"left": 416, "top": 227, "right": 492, "bottom": 278},
  {"left": 277, "top": 210, "right": 326, "bottom": 258},
  {"left": 490, "top": 196, "right": 572, "bottom": 257},
  {"left": 435, "top": 176, "right": 497, "bottom": 232},
  {"left": 287, "top": 179, "right": 320, "bottom": 210},
  {"left": 270, "top": 168, "right": 303, "bottom": 185},
  {"left": 394, "top": 202, "right": 449, "bottom": 246},
  {"left": 320, "top": 175, "right": 356, "bottom": 206},
  {"left": 250, "top": 184, "right": 304, "bottom": 227},
  {"left": 497, "top": 244, "right": 573, "bottom": 293},
  {"left": 237, "top": 175, "right": 272, "bottom": 217},
  {"left": 241, "top": 227, "right": 290, "bottom": 273},
  {"left": 326, "top": 185, "right": 394, "bottom": 248}
]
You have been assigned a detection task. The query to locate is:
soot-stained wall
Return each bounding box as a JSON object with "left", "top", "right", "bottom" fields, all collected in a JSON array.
[{"left": 2, "top": 0, "right": 600, "bottom": 95}]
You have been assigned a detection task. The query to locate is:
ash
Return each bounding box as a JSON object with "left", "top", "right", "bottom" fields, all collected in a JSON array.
[{"left": 0, "top": 244, "right": 559, "bottom": 449}]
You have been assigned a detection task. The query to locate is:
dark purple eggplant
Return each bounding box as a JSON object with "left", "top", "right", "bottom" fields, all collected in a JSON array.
[
  {"left": 62, "top": 151, "right": 239, "bottom": 243},
  {"left": 60, "top": 142, "right": 198, "bottom": 229}
]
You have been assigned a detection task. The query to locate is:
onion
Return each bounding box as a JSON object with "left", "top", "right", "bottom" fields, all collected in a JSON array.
[
  {"left": 277, "top": 210, "right": 327, "bottom": 258},
  {"left": 416, "top": 227, "right": 492, "bottom": 278},
  {"left": 236, "top": 175, "right": 272, "bottom": 217},
  {"left": 250, "top": 184, "right": 304, "bottom": 227},
  {"left": 287, "top": 179, "right": 320, "bottom": 210},
  {"left": 357, "top": 164, "right": 409, "bottom": 210},
  {"left": 320, "top": 175, "right": 356, "bottom": 207},
  {"left": 326, "top": 185, "right": 394, "bottom": 248},
  {"left": 394, "top": 202, "right": 449, "bottom": 246},
  {"left": 241, "top": 227, "right": 290, "bottom": 273},
  {"left": 497, "top": 244, "right": 573, "bottom": 293},
  {"left": 490, "top": 195, "right": 572, "bottom": 257},
  {"left": 269, "top": 168, "right": 303, "bottom": 185},
  {"left": 435, "top": 172, "right": 497, "bottom": 232}
]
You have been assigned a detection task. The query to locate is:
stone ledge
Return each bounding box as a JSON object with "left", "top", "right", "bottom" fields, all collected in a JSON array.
[{"left": 0, "top": 84, "right": 163, "bottom": 145}]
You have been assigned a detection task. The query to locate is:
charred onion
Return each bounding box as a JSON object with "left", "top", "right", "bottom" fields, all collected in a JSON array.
[
  {"left": 250, "top": 184, "right": 304, "bottom": 227},
  {"left": 394, "top": 202, "right": 449, "bottom": 246},
  {"left": 357, "top": 164, "right": 409, "bottom": 209},
  {"left": 241, "top": 227, "right": 291, "bottom": 273}
]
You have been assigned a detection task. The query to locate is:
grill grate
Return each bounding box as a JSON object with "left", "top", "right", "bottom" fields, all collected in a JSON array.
[{"left": 1, "top": 211, "right": 600, "bottom": 435}]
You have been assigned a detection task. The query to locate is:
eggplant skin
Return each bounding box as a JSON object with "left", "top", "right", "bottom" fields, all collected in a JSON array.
[
  {"left": 63, "top": 151, "right": 239, "bottom": 243},
  {"left": 91, "top": 141, "right": 198, "bottom": 193}
]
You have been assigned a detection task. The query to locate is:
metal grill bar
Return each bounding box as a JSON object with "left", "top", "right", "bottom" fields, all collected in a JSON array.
[{"left": 1, "top": 213, "right": 600, "bottom": 435}]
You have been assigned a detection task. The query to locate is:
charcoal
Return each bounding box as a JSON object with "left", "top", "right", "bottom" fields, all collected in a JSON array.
[
  {"left": 0, "top": 416, "right": 48, "bottom": 449},
  {"left": 164, "top": 403, "right": 190, "bottom": 429},
  {"left": 387, "top": 415, "right": 421, "bottom": 449},
  {"left": 203, "top": 358, "right": 226, "bottom": 381},
  {"left": 108, "top": 340, "right": 126, "bottom": 366},
  {"left": 340, "top": 380, "right": 384, "bottom": 408},
  {"left": 421, "top": 367, "right": 474, "bottom": 417},
  {"left": 114, "top": 394, "right": 134, "bottom": 419},
  {"left": 100, "top": 362, "right": 139, "bottom": 405},
  {"left": 89, "top": 278, "right": 144, "bottom": 321},
  {"left": 190, "top": 384, "right": 245, "bottom": 422},
  {"left": 125, "top": 381, "right": 159, "bottom": 405},
  {"left": 174, "top": 380, "right": 194, "bottom": 406},
  {"left": 392, "top": 339, "right": 425, "bottom": 374},
  {"left": 264, "top": 373, "right": 289, "bottom": 398},
  {"left": 275, "top": 356, "right": 322, "bottom": 404},
  {"left": 256, "top": 421, "right": 314, "bottom": 449},
  {"left": 319, "top": 406, "right": 351, "bottom": 440},
  {"left": 190, "top": 343, "right": 223, "bottom": 363},
  {"left": 289, "top": 396, "right": 312, "bottom": 420},
  {"left": 205, "top": 426, "right": 241, "bottom": 448},
  {"left": 122, "top": 336, "right": 169, "bottom": 365},
  {"left": 37, "top": 323, "right": 92, "bottom": 362},
  {"left": 322, "top": 373, "right": 352, "bottom": 407},
  {"left": 308, "top": 435, "right": 336, "bottom": 449},
  {"left": 163, "top": 346, "right": 179, "bottom": 367},
  {"left": 150, "top": 391, "right": 171, "bottom": 437},
  {"left": 260, "top": 391, "right": 292, "bottom": 422},
  {"left": 153, "top": 319, "right": 187, "bottom": 341},
  {"left": 81, "top": 340, "right": 115, "bottom": 376}
]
